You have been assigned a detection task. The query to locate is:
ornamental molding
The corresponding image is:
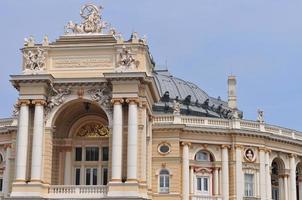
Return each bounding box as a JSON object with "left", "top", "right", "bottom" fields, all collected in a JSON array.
[
  {"left": 76, "top": 122, "right": 109, "bottom": 138},
  {"left": 23, "top": 47, "right": 47, "bottom": 74}
]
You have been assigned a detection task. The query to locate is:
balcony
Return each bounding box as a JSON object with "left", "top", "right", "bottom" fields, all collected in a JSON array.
[
  {"left": 48, "top": 185, "right": 108, "bottom": 199},
  {"left": 191, "top": 195, "right": 222, "bottom": 200}
]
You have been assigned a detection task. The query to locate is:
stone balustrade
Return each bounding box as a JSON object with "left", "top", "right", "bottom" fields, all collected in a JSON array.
[
  {"left": 48, "top": 185, "right": 108, "bottom": 199},
  {"left": 191, "top": 195, "right": 222, "bottom": 200},
  {"left": 153, "top": 115, "right": 302, "bottom": 141},
  {"left": 0, "top": 118, "right": 13, "bottom": 127}
]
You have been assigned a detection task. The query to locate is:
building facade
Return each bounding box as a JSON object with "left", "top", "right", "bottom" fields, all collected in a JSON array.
[{"left": 0, "top": 4, "right": 301, "bottom": 200}]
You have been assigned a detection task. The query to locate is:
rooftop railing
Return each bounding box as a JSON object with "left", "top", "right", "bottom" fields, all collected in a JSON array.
[{"left": 153, "top": 115, "right": 302, "bottom": 142}]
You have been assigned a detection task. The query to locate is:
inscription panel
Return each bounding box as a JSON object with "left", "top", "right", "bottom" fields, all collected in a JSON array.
[{"left": 52, "top": 55, "right": 113, "bottom": 68}]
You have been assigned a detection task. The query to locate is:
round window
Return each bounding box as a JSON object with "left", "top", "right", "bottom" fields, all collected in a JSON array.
[{"left": 158, "top": 143, "right": 171, "bottom": 155}]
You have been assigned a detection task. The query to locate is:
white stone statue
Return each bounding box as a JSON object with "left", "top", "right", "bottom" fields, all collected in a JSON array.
[
  {"left": 23, "top": 47, "right": 46, "bottom": 74},
  {"left": 173, "top": 100, "right": 181, "bottom": 115},
  {"left": 115, "top": 46, "right": 139, "bottom": 72},
  {"left": 257, "top": 109, "right": 264, "bottom": 123},
  {"left": 88, "top": 87, "right": 111, "bottom": 108},
  {"left": 42, "top": 35, "right": 49, "bottom": 46},
  {"left": 47, "top": 83, "right": 71, "bottom": 110},
  {"left": 65, "top": 4, "right": 107, "bottom": 34},
  {"left": 24, "top": 35, "right": 35, "bottom": 46},
  {"left": 12, "top": 101, "right": 20, "bottom": 117}
]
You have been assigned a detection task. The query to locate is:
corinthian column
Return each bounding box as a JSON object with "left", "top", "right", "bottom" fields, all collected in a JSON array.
[
  {"left": 290, "top": 154, "right": 297, "bottom": 200},
  {"left": 182, "top": 142, "right": 190, "bottom": 200},
  {"left": 221, "top": 145, "right": 229, "bottom": 200},
  {"left": 15, "top": 99, "right": 30, "bottom": 182},
  {"left": 126, "top": 98, "right": 138, "bottom": 181},
  {"left": 111, "top": 99, "right": 124, "bottom": 181},
  {"left": 31, "top": 100, "right": 46, "bottom": 182}
]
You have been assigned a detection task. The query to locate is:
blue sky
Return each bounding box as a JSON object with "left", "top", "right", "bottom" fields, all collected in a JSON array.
[{"left": 0, "top": 0, "right": 301, "bottom": 131}]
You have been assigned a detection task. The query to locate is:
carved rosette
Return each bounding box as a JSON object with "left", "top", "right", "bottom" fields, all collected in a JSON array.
[{"left": 76, "top": 122, "right": 109, "bottom": 138}]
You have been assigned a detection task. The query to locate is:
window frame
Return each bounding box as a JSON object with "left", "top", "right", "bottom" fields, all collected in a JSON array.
[
  {"left": 195, "top": 176, "right": 210, "bottom": 195},
  {"left": 158, "top": 169, "right": 170, "bottom": 193},
  {"left": 195, "top": 151, "right": 210, "bottom": 162},
  {"left": 244, "top": 173, "right": 255, "bottom": 197}
]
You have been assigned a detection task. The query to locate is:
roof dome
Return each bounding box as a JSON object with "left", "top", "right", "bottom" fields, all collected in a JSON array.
[{"left": 153, "top": 70, "right": 242, "bottom": 119}]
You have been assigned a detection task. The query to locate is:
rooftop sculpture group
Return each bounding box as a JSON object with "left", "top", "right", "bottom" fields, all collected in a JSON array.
[{"left": 65, "top": 4, "right": 107, "bottom": 34}]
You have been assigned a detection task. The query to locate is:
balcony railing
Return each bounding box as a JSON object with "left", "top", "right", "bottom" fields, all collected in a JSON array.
[
  {"left": 191, "top": 195, "right": 222, "bottom": 200},
  {"left": 153, "top": 115, "right": 302, "bottom": 142},
  {"left": 48, "top": 185, "right": 108, "bottom": 199}
]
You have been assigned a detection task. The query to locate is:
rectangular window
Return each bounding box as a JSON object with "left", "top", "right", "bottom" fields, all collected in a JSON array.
[
  {"left": 0, "top": 178, "right": 3, "bottom": 192},
  {"left": 103, "top": 168, "right": 108, "bottom": 185},
  {"left": 159, "top": 175, "right": 169, "bottom": 193},
  {"left": 75, "top": 168, "right": 81, "bottom": 185},
  {"left": 196, "top": 176, "right": 209, "bottom": 194},
  {"left": 102, "top": 147, "right": 109, "bottom": 161},
  {"left": 85, "top": 168, "right": 98, "bottom": 185},
  {"left": 75, "top": 147, "right": 82, "bottom": 161},
  {"left": 244, "top": 173, "right": 254, "bottom": 197},
  {"left": 85, "top": 147, "right": 99, "bottom": 161},
  {"left": 86, "top": 168, "right": 91, "bottom": 185}
]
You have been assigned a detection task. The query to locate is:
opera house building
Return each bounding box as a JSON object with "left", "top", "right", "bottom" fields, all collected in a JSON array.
[{"left": 1, "top": 4, "right": 302, "bottom": 200}]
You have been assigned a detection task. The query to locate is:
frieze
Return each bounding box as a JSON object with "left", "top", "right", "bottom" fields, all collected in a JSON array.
[{"left": 52, "top": 56, "right": 113, "bottom": 68}]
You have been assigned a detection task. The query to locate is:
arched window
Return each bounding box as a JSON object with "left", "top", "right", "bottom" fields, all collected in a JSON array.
[
  {"left": 195, "top": 150, "right": 210, "bottom": 161},
  {"left": 159, "top": 169, "right": 170, "bottom": 193}
]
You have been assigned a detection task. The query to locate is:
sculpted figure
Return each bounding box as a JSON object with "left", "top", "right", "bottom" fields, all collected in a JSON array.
[
  {"left": 115, "top": 46, "right": 139, "bottom": 72},
  {"left": 257, "top": 109, "right": 264, "bottom": 123},
  {"left": 173, "top": 100, "right": 181, "bottom": 115},
  {"left": 47, "top": 83, "right": 71, "bottom": 110},
  {"left": 23, "top": 47, "right": 46, "bottom": 73}
]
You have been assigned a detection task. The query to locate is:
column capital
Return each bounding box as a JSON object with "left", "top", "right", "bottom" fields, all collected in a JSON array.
[
  {"left": 289, "top": 153, "right": 297, "bottom": 158},
  {"left": 111, "top": 98, "right": 124, "bottom": 105},
  {"left": 221, "top": 144, "right": 230, "bottom": 149},
  {"left": 258, "top": 147, "right": 271, "bottom": 153},
  {"left": 125, "top": 98, "right": 140, "bottom": 105},
  {"left": 3, "top": 144, "right": 11, "bottom": 150},
  {"left": 32, "top": 99, "right": 47, "bottom": 106},
  {"left": 17, "top": 99, "right": 31, "bottom": 106},
  {"left": 181, "top": 141, "right": 191, "bottom": 147},
  {"left": 234, "top": 144, "right": 244, "bottom": 149}
]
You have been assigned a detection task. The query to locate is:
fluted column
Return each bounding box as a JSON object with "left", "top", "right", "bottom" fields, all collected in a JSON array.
[
  {"left": 182, "top": 142, "right": 190, "bottom": 200},
  {"left": 221, "top": 145, "right": 229, "bottom": 200},
  {"left": 15, "top": 99, "right": 30, "bottom": 182},
  {"left": 3, "top": 144, "right": 11, "bottom": 197},
  {"left": 31, "top": 100, "right": 46, "bottom": 182},
  {"left": 235, "top": 145, "right": 243, "bottom": 200},
  {"left": 290, "top": 154, "right": 297, "bottom": 200},
  {"left": 111, "top": 99, "right": 124, "bottom": 181},
  {"left": 259, "top": 148, "right": 267, "bottom": 199},
  {"left": 64, "top": 147, "right": 72, "bottom": 185},
  {"left": 214, "top": 167, "right": 219, "bottom": 195},
  {"left": 127, "top": 98, "right": 138, "bottom": 181},
  {"left": 265, "top": 149, "right": 272, "bottom": 200}
]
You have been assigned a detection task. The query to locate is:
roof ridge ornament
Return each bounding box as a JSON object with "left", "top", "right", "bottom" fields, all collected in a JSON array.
[{"left": 64, "top": 4, "right": 107, "bottom": 35}]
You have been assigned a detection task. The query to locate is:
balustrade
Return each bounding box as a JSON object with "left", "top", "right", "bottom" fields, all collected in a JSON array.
[{"left": 48, "top": 185, "right": 108, "bottom": 198}]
